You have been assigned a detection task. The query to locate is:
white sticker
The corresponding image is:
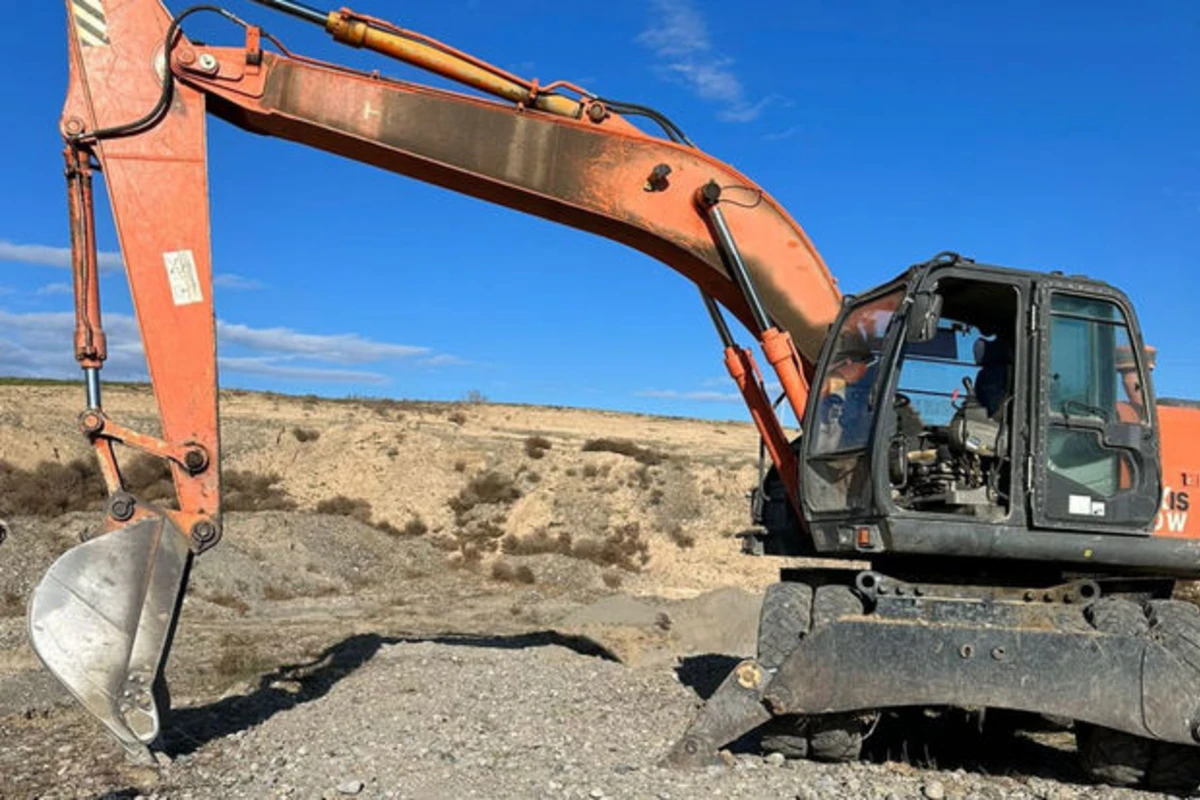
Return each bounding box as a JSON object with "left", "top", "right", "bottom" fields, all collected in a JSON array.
[
  {"left": 1091, "top": 500, "right": 1106, "bottom": 517},
  {"left": 1068, "top": 494, "right": 1091, "bottom": 515},
  {"left": 163, "top": 250, "right": 203, "bottom": 306}
]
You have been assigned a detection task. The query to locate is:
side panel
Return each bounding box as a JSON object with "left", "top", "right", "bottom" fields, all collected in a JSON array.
[{"left": 1154, "top": 404, "right": 1200, "bottom": 539}]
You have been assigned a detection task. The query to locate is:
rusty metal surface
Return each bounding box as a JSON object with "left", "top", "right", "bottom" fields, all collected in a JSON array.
[
  {"left": 664, "top": 659, "right": 772, "bottom": 768},
  {"left": 61, "top": 0, "right": 223, "bottom": 538},
  {"left": 761, "top": 593, "right": 1200, "bottom": 748},
  {"left": 184, "top": 52, "right": 841, "bottom": 366}
]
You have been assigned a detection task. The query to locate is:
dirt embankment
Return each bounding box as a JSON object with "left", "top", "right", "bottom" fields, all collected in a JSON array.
[{"left": 0, "top": 384, "right": 1178, "bottom": 798}]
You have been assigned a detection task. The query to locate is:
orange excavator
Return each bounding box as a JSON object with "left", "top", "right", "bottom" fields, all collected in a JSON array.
[{"left": 30, "top": 0, "right": 1200, "bottom": 791}]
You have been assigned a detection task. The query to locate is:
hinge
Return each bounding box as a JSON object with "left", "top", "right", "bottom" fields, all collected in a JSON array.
[
  {"left": 1028, "top": 301, "right": 1039, "bottom": 334},
  {"left": 1025, "top": 454, "right": 1035, "bottom": 496}
]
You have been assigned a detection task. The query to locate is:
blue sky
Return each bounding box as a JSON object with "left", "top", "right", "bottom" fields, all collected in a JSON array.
[{"left": 0, "top": 0, "right": 1196, "bottom": 421}]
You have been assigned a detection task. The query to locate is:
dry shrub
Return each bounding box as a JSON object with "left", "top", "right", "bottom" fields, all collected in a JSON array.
[
  {"left": 524, "top": 436, "right": 552, "bottom": 459},
  {"left": 448, "top": 471, "right": 521, "bottom": 516},
  {"left": 1, "top": 591, "right": 23, "bottom": 618},
  {"left": 429, "top": 533, "right": 460, "bottom": 552},
  {"left": 0, "top": 455, "right": 294, "bottom": 517},
  {"left": 224, "top": 470, "right": 296, "bottom": 512},
  {"left": 315, "top": 495, "right": 373, "bottom": 523},
  {"left": 375, "top": 515, "right": 428, "bottom": 538},
  {"left": 402, "top": 517, "right": 429, "bottom": 537},
  {"left": 262, "top": 584, "right": 296, "bottom": 601},
  {"left": 502, "top": 528, "right": 572, "bottom": 556},
  {"left": 572, "top": 523, "right": 651, "bottom": 572},
  {"left": 453, "top": 460, "right": 468, "bottom": 473},
  {"left": 602, "top": 571, "right": 623, "bottom": 589},
  {"left": 448, "top": 410, "right": 468, "bottom": 426},
  {"left": 214, "top": 633, "right": 273, "bottom": 679},
  {"left": 491, "top": 560, "right": 536, "bottom": 585},
  {"left": 121, "top": 455, "right": 176, "bottom": 505},
  {"left": 581, "top": 438, "right": 667, "bottom": 466},
  {"left": 665, "top": 522, "right": 696, "bottom": 549},
  {"left": 0, "top": 458, "right": 105, "bottom": 517},
  {"left": 582, "top": 464, "right": 599, "bottom": 479},
  {"left": 292, "top": 427, "right": 320, "bottom": 443},
  {"left": 205, "top": 591, "right": 250, "bottom": 614},
  {"left": 505, "top": 524, "right": 649, "bottom": 572},
  {"left": 633, "top": 465, "right": 653, "bottom": 490}
]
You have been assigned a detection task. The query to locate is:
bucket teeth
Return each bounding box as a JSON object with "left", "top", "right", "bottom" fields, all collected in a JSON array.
[{"left": 27, "top": 513, "right": 191, "bottom": 760}]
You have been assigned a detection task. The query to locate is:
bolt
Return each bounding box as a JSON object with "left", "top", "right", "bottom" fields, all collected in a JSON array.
[
  {"left": 64, "top": 117, "right": 85, "bottom": 135},
  {"left": 959, "top": 644, "right": 975, "bottom": 659},
  {"left": 990, "top": 646, "right": 1006, "bottom": 661},
  {"left": 177, "top": 47, "right": 196, "bottom": 65},
  {"left": 645, "top": 163, "right": 672, "bottom": 192},
  {"left": 1024, "top": 590, "right": 1036, "bottom": 602},
  {"left": 895, "top": 585, "right": 906, "bottom": 597},
  {"left": 79, "top": 410, "right": 104, "bottom": 434},
  {"left": 191, "top": 519, "right": 219, "bottom": 549},
  {"left": 913, "top": 585, "right": 924, "bottom": 597},
  {"left": 586, "top": 102, "right": 607, "bottom": 123},
  {"left": 684, "top": 739, "right": 699, "bottom": 755},
  {"left": 197, "top": 53, "right": 218, "bottom": 72},
  {"left": 109, "top": 492, "right": 136, "bottom": 522},
  {"left": 183, "top": 447, "right": 208, "bottom": 474}
]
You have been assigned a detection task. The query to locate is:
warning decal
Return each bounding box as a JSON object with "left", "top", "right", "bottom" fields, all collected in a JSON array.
[
  {"left": 72, "top": 0, "right": 110, "bottom": 47},
  {"left": 163, "top": 250, "right": 204, "bottom": 307}
]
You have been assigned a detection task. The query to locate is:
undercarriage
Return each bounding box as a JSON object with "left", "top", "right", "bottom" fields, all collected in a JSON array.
[{"left": 667, "top": 568, "right": 1200, "bottom": 793}]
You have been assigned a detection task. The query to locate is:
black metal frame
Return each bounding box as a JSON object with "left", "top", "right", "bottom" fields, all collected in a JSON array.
[{"left": 783, "top": 254, "right": 1193, "bottom": 578}]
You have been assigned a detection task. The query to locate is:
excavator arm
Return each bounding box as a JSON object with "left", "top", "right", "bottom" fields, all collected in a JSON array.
[{"left": 31, "top": 0, "right": 842, "bottom": 760}]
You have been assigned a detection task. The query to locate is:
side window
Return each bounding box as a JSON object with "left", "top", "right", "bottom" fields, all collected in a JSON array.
[
  {"left": 1046, "top": 294, "right": 1144, "bottom": 499},
  {"left": 1048, "top": 295, "right": 1147, "bottom": 424}
]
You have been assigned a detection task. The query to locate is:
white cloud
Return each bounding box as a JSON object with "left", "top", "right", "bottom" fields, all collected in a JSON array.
[
  {"left": 637, "top": 0, "right": 768, "bottom": 123},
  {"left": 0, "top": 241, "right": 271, "bottom": 293},
  {"left": 762, "top": 125, "right": 801, "bottom": 142},
  {"left": 637, "top": 388, "right": 742, "bottom": 403},
  {"left": 36, "top": 283, "right": 73, "bottom": 296},
  {"left": 216, "top": 322, "right": 429, "bottom": 363},
  {"left": 0, "top": 308, "right": 453, "bottom": 386},
  {"left": 639, "top": 379, "right": 783, "bottom": 404},
  {"left": 416, "top": 354, "right": 468, "bottom": 367},
  {"left": 218, "top": 356, "right": 387, "bottom": 384},
  {"left": 213, "top": 273, "right": 265, "bottom": 291},
  {"left": 0, "top": 240, "right": 122, "bottom": 272}
]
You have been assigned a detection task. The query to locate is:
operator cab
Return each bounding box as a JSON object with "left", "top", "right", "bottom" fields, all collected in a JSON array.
[{"left": 765, "top": 253, "right": 1165, "bottom": 569}]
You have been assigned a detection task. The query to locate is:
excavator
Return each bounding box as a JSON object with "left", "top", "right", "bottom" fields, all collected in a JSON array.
[{"left": 28, "top": 0, "right": 1200, "bottom": 791}]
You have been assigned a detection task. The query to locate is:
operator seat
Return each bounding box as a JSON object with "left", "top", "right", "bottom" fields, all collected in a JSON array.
[
  {"left": 973, "top": 337, "right": 1012, "bottom": 419},
  {"left": 948, "top": 337, "right": 1011, "bottom": 459}
]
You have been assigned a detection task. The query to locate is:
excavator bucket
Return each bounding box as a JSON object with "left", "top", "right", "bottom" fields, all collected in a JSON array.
[{"left": 28, "top": 513, "right": 191, "bottom": 763}]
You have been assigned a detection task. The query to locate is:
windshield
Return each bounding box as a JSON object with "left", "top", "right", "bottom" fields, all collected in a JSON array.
[{"left": 811, "top": 289, "right": 903, "bottom": 455}]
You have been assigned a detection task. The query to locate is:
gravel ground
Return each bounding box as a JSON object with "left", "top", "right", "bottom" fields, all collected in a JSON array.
[{"left": 3, "top": 637, "right": 1175, "bottom": 800}]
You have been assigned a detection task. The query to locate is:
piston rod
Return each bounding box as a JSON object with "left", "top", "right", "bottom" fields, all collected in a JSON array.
[{"left": 696, "top": 182, "right": 772, "bottom": 335}]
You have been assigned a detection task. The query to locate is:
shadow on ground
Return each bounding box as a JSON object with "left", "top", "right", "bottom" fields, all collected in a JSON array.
[{"left": 160, "top": 630, "right": 617, "bottom": 756}]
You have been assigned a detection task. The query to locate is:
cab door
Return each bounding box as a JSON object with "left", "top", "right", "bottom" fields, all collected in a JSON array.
[{"left": 1030, "top": 285, "right": 1161, "bottom": 532}]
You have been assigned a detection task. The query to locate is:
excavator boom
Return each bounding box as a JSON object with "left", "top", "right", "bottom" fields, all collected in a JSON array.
[{"left": 32, "top": 0, "right": 838, "bottom": 759}]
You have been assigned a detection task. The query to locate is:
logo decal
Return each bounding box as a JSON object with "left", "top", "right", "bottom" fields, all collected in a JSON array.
[{"left": 72, "top": 0, "right": 110, "bottom": 48}]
